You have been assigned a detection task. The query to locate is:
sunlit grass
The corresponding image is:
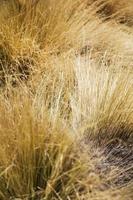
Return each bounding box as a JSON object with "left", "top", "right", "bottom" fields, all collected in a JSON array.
[{"left": 0, "top": 0, "right": 132, "bottom": 199}]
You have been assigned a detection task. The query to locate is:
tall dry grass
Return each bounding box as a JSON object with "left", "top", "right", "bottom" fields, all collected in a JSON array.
[{"left": 0, "top": 0, "right": 133, "bottom": 199}]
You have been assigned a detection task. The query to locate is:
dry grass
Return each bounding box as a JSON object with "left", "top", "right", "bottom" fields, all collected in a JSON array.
[{"left": 0, "top": 0, "right": 133, "bottom": 199}]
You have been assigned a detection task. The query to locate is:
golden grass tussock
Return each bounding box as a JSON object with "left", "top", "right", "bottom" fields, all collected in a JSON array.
[{"left": 0, "top": 0, "right": 133, "bottom": 199}]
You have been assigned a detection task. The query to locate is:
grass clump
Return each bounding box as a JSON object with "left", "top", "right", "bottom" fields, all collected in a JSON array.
[{"left": 0, "top": 0, "right": 133, "bottom": 200}]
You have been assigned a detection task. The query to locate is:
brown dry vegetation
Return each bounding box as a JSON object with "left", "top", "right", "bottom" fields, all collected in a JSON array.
[{"left": 0, "top": 0, "right": 133, "bottom": 199}]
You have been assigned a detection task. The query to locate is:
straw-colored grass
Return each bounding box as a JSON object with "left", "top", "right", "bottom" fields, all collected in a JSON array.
[{"left": 0, "top": 0, "right": 133, "bottom": 199}]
